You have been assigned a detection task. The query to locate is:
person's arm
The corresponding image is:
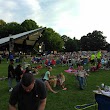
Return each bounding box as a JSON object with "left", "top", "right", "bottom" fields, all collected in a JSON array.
[
  {"left": 9, "top": 104, "right": 16, "bottom": 110},
  {"left": 38, "top": 98, "right": 47, "bottom": 110},
  {"left": 48, "top": 72, "right": 51, "bottom": 79},
  {"left": 49, "top": 72, "right": 56, "bottom": 79},
  {"left": 74, "top": 70, "right": 78, "bottom": 76},
  {"left": 84, "top": 70, "right": 88, "bottom": 77}
]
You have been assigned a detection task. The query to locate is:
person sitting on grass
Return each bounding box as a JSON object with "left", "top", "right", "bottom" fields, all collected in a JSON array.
[
  {"left": 25, "top": 66, "right": 32, "bottom": 74},
  {"left": 90, "top": 62, "right": 101, "bottom": 72},
  {"left": 75, "top": 65, "right": 89, "bottom": 90},
  {"left": 32, "top": 67, "right": 39, "bottom": 75},
  {"left": 57, "top": 73, "right": 67, "bottom": 90},
  {"left": 36, "top": 63, "right": 43, "bottom": 69},
  {"left": 42, "top": 66, "right": 57, "bottom": 94}
]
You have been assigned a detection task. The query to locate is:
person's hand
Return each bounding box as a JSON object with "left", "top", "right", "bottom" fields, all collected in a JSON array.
[
  {"left": 53, "top": 76, "right": 56, "bottom": 78},
  {"left": 86, "top": 74, "right": 89, "bottom": 76},
  {"left": 50, "top": 75, "right": 56, "bottom": 78}
]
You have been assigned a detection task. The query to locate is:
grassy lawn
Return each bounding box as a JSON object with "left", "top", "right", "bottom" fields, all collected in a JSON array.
[{"left": 0, "top": 59, "right": 110, "bottom": 110}]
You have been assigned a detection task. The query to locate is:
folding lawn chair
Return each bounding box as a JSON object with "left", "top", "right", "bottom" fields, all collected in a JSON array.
[
  {"left": 74, "top": 102, "right": 96, "bottom": 110},
  {"left": 95, "top": 94, "right": 110, "bottom": 110}
]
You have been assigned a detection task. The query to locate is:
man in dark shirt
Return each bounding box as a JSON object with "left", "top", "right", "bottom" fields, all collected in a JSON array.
[
  {"left": 9, "top": 73, "right": 47, "bottom": 110},
  {"left": 14, "top": 64, "right": 23, "bottom": 83}
]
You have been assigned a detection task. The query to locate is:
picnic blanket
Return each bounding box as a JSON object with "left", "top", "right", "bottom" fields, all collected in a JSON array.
[{"left": 64, "top": 68, "right": 77, "bottom": 73}]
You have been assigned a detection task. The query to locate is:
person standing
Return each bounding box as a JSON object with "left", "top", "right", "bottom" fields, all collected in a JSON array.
[
  {"left": 8, "top": 59, "right": 15, "bottom": 92},
  {"left": 9, "top": 52, "right": 14, "bottom": 61},
  {"left": 96, "top": 50, "right": 102, "bottom": 63},
  {"left": 15, "top": 64, "right": 23, "bottom": 84},
  {"left": 9, "top": 73, "right": 47, "bottom": 110},
  {"left": 90, "top": 53, "right": 96, "bottom": 65}
]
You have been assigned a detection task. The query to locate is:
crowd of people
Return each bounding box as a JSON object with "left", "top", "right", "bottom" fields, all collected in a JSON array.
[
  {"left": 6, "top": 50, "right": 110, "bottom": 91},
  {"left": 0, "top": 49, "right": 110, "bottom": 110},
  {"left": 7, "top": 61, "right": 67, "bottom": 110}
]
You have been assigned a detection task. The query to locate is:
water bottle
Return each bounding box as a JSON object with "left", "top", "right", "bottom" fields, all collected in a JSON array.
[{"left": 101, "top": 83, "right": 104, "bottom": 89}]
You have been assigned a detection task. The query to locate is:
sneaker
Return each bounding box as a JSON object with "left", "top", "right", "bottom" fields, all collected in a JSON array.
[{"left": 9, "top": 88, "right": 13, "bottom": 92}]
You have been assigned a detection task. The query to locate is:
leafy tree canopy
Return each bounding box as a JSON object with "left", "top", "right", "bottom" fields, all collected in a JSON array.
[
  {"left": 21, "top": 19, "right": 38, "bottom": 31},
  {"left": 80, "top": 30, "right": 107, "bottom": 51},
  {"left": 41, "top": 28, "right": 64, "bottom": 51},
  {"left": 0, "top": 19, "right": 6, "bottom": 26}
]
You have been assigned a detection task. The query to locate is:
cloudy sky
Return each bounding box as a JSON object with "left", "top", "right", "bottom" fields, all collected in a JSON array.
[{"left": 0, "top": 0, "right": 110, "bottom": 43}]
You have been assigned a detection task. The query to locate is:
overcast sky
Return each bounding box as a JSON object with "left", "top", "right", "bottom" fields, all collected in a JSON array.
[{"left": 0, "top": 0, "right": 110, "bottom": 43}]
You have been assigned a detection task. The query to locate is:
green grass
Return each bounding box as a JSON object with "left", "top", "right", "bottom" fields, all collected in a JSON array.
[{"left": 0, "top": 59, "right": 110, "bottom": 110}]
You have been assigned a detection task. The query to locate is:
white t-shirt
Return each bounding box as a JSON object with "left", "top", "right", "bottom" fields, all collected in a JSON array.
[{"left": 77, "top": 70, "right": 87, "bottom": 77}]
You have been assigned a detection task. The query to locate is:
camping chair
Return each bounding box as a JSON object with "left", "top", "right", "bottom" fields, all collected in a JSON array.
[{"left": 95, "top": 94, "right": 110, "bottom": 110}]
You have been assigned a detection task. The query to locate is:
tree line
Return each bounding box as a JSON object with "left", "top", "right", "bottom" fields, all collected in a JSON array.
[{"left": 0, "top": 19, "right": 110, "bottom": 52}]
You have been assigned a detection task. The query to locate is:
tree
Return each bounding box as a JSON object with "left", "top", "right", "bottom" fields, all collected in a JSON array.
[
  {"left": 0, "top": 20, "right": 6, "bottom": 38},
  {"left": 0, "top": 19, "right": 6, "bottom": 26},
  {"left": 73, "top": 37, "right": 80, "bottom": 51},
  {"left": 21, "top": 19, "right": 38, "bottom": 31},
  {"left": 105, "top": 43, "right": 110, "bottom": 52},
  {"left": 80, "top": 35, "right": 90, "bottom": 51},
  {"left": 64, "top": 37, "right": 80, "bottom": 52},
  {"left": 80, "top": 30, "right": 107, "bottom": 51},
  {"left": 41, "top": 28, "right": 64, "bottom": 51},
  {"left": 6, "top": 22, "right": 24, "bottom": 35},
  {"left": 0, "top": 22, "right": 24, "bottom": 38},
  {"left": 61, "top": 35, "right": 70, "bottom": 42}
]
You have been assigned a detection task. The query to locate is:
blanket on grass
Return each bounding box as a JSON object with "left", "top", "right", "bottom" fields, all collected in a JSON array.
[{"left": 64, "top": 68, "right": 77, "bottom": 73}]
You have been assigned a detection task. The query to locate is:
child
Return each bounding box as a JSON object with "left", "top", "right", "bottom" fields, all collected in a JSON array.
[{"left": 57, "top": 73, "right": 67, "bottom": 90}]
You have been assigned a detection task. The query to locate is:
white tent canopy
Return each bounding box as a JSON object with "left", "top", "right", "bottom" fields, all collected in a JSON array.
[{"left": 0, "top": 27, "right": 45, "bottom": 46}]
